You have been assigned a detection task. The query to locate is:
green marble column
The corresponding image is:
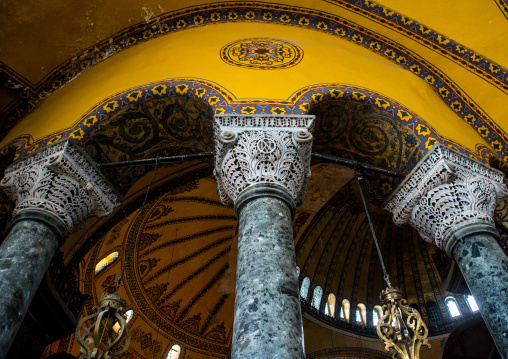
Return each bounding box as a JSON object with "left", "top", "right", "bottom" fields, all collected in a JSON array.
[
  {"left": 213, "top": 114, "right": 314, "bottom": 359},
  {"left": 448, "top": 224, "right": 508, "bottom": 358},
  {"left": 385, "top": 145, "right": 508, "bottom": 359},
  {"left": 0, "top": 140, "right": 119, "bottom": 357},
  {"left": 0, "top": 212, "right": 64, "bottom": 359},
  {"left": 233, "top": 185, "right": 304, "bottom": 359}
]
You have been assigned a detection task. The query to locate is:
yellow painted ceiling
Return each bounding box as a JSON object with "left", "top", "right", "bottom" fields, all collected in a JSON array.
[{"left": 0, "top": 0, "right": 507, "bottom": 160}]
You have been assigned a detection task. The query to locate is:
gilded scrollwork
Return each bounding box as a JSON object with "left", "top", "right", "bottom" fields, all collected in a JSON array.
[
  {"left": 377, "top": 287, "right": 430, "bottom": 359},
  {"left": 213, "top": 114, "right": 315, "bottom": 206}
]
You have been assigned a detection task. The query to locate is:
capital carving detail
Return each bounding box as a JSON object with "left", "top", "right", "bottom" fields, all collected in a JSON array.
[
  {"left": 213, "top": 114, "right": 315, "bottom": 206},
  {"left": 1, "top": 140, "right": 121, "bottom": 234},
  {"left": 385, "top": 145, "right": 507, "bottom": 250}
]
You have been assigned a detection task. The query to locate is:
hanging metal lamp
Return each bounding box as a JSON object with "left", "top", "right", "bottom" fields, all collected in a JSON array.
[
  {"left": 356, "top": 172, "right": 430, "bottom": 359},
  {"left": 76, "top": 159, "right": 159, "bottom": 359},
  {"left": 75, "top": 292, "right": 131, "bottom": 359}
]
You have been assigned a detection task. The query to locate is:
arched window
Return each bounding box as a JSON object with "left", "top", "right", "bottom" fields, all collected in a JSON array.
[
  {"left": 95, "top": 251, "right": 119, "bottom": 274},
  {"left": 339, "top": 306, "right": 344, "bottom": 319},
  {"left": 372, "top": 309, "right": 379, "bottom": 326},
  {"left": 465, "top": 295, "right": 479, "bottom": 312},
  {"left": 296, "top": 266, "right": 300, "bottom": 278},
  {"left": 167, "top": 344, "right": 181, "bottom": 359},
  {"left": 312, "top": 286, "right": 323, "bottom": 310},
  {"left": 112, "top": 309, "right": 134, "bottom": 333},
  {"left": 445, "top": 296, "right": 461, "bottom": 318},
  {"left": 326, "top": 294, "right": 336, "bottom": 317},
  {"left": 341, "top": 299, "right": 350, "bottom": 323},
  {"left": 373, "top": 305, "right": 383, "bottom": 326},
  {"left": 426, "top": 300, "right": 443, "bottom": 326},
  {"left": 356, "top": 303, "right": 367, "bottom": 326},
  {"left": 300, "top": 277, "right": 310, "bottom": 300}
]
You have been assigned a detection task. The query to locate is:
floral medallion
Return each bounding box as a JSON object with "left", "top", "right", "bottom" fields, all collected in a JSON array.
[{"left": 220, "top": 38, "right": 303, "bottom": 69}]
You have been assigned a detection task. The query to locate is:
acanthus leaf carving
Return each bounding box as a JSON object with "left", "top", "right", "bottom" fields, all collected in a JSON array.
[
  {"left": 1, "top": 139, "right": 121, "bottom": 234},
  {"left": 214, "top": 114, "right": 315, "bottom": 206},
  {"left": 385, "top": 144, "right": 508, "bottom": 250}
]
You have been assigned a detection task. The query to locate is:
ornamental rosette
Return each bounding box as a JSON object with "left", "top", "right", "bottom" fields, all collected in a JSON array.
[
  {"left": 213, "top": 114, "right": 315, "bottom": 206},
  {"left": 385, "top": 145, "right": 508, "bottom": 250},
  {"left": 1, "top": 140, "right": 120, "bottom": 234}
]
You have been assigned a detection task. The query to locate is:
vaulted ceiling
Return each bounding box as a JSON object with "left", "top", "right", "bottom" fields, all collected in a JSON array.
[{"left": 2, "top": 1, "right": 508, "bottom": 358}]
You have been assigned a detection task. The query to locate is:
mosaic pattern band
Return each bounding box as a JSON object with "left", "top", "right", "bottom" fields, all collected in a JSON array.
[
  {"left": 1, "top": 2, "right": 507, "bottom": 158},
  {"left": 2, "top": 79, "right": 497, "bottom": 166}
]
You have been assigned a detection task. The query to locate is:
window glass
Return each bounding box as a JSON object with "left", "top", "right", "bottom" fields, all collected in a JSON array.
[
  {"left": 167, "top": 344, "right": 181, "bottom": 359},
  {"left": 372, "top": 309, "right": 379, "bottom": 326},
  {"left": 445, "top": 297, "right": 461, "bottom": 317},
  {"left": 465, "top": 295, "right": 479, "bottom": 312},
  {"left": 312, "top": 286, "right": 323, "bottom": 310},
  {"left": 95, "top": 251, "right": 119, "bottom": 274},
  {"left": 356, "top": 309, "right": 361, "bottom": 323},
  {"left": 300, "top": 277, "right": 310, "bottom": 300},
  {"left": 296, "top": 266, "right": 300, "bottom": 278},
  {"left": 340, "top": 307, "right": 344, "bottom": 319}
]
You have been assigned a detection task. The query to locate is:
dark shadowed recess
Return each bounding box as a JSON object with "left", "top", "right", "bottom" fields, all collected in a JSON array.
[
  {"left": 310, "top": 99, "right": 424, "bottom": 205},
  {"left": 82, "top": 96, "right": 215, "bottom": 194}
]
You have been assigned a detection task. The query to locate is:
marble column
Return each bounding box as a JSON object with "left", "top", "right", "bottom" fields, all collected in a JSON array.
[
  {"left": 385, "top": 144, "right": 508, "bottom": 358},
  {"left": 214, "top": 114, "right": 314, "bottom": 359},
  {"left": 0, "top": 140, "right": 120, "bottom": 358}
]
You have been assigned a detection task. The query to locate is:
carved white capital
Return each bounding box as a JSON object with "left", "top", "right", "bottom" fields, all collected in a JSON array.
[
  {"left": 385, "top": 145, "right": 508, "bottom": 250},
  {"left": 1, "top": 140, "right": 121, "bottom": 234},
  {"left": 213, "top": 114, "right": 315, "bottom": 206}
]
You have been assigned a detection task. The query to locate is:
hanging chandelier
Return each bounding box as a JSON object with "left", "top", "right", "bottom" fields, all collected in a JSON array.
[
  {"left": 356, "top": 172, "right": 430, "bottom": 359},
  {"left": 75, "top": 292, "right": 131, "bottom": 359},
  {"left": 75, "top": 159, "right": 159, "bottom": 359}
]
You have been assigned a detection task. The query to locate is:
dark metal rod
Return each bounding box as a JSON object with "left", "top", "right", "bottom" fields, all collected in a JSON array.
[
  {"left": 311, "top": 152, "right": 405, "bottom": 178},
  {"left": 97, "top": 152, "right": 214, "bottom": 169}
]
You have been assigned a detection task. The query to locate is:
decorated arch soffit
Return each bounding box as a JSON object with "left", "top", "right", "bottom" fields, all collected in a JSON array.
[
  {"left": 0, "top": 79, "right": 499, "bottom": 166},
  {"left": 0, "top": 2, "right": 507, "bottom": 160}
]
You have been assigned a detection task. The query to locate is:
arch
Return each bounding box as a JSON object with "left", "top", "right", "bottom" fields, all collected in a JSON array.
[
  {"left": 312, "top": 286, "right": 323, "bottom": 310},
  {"left": 356, "top": 303, "right": 367, "bottom": 326},
  {"left": 425, "top": 300, "right": 443, "bottom": 327},
  {"left": 326, "top": 294, "right": 336, "bottom": 317},
  {"left": 341, "top": 299, "right": 351, "bottom": 323},
  {"left": 445, "top": 296, "right": 461, "bottom": 318},
  {"left": 300, "top": 277, "right": 310, "bottom": 300},
  {"left": 166, "top": 344, "right": 181, "bottom": 359},
  {"left": 373, "top": 305, "right": 383, "bottom": 326},
  {"left": 7, "top": 82, "right": 484, "bottom": 165},
  {"left": 94, "top": 251, "right": 119, "bottom": 274},
  {"left": 3, "top": 3, "right": 503, "bottom": 161},
  {"left": 465, "top": 295, "right": 479, "bottom": 312}
]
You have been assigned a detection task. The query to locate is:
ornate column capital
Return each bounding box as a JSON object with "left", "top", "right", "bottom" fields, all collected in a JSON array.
[
  {"left": 384, "top": 144, "right": 507, "bottom": 252},
  {"left": 1, "top": 140, "right": 121, "bottom": 237},
  {"left": 213, "top": 114, "right": 315, "bottom": 207}
]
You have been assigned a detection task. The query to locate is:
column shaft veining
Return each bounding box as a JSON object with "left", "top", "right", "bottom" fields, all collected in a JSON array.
[
  {"left": 213, "top": 114, "right": 314, "bottom": 358},
  {"left": 451, "top": 225, "right": 508, "bottom": 355},
  {"left": 385, "top": 144, "right": 508, "bottom": 359},
  {"left": 0, "top": 140, "right": 120, "bottom": 358},
  {"left": 234, "top": 187, "right": 303, "bottom": 358}
]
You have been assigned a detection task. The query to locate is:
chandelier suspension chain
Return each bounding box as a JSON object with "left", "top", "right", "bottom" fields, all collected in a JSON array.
[
  {"left": 355, "top": 171, "right": 391, "bottom": 288},
  {"left": 115, "top": 158, "right": 159, "bottom": 292}
]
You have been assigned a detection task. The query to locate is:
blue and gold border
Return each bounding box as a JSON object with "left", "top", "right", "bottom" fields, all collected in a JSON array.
[
  {"left": 2, "top": 78, "right": 495, "bottom": 166},
  {"left": 1, "top": 2, "right": 506, "bottom": 160}
]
